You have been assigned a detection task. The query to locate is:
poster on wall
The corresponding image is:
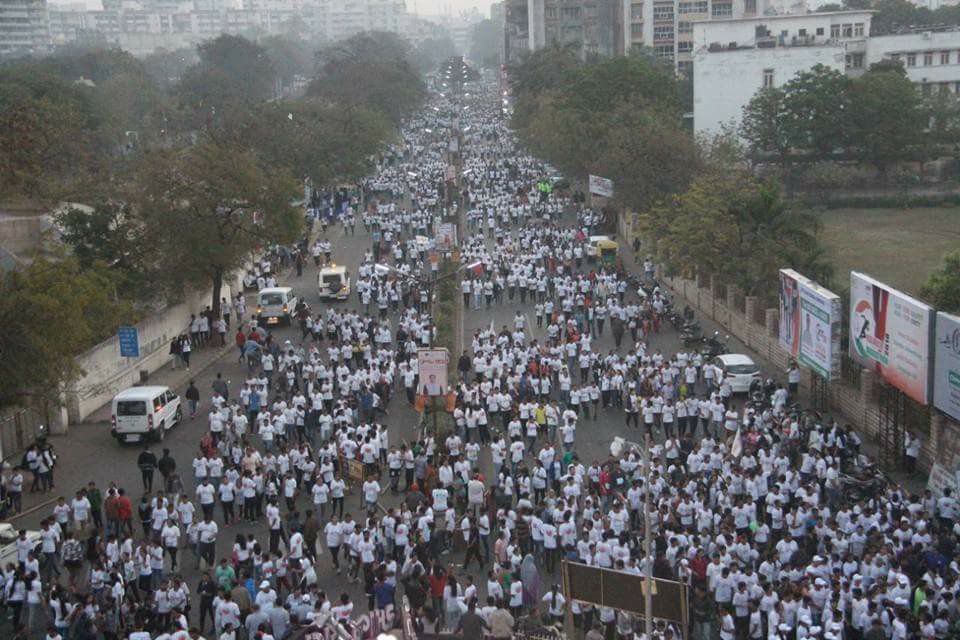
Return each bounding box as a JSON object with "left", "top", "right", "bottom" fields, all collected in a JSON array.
[
  {"left": 588, "top": 175, "right": 614, "bottom": 198},
  {"left": 934, "top": 311, "right": 960, "bottom": 422},
  {"left": 778, "top": 269, "right": 802, "bottom": 359},
  {"left": 849, "top": 271, "right": 934, "bottom": 405},
  {"left": 417, "top": 348, "right": 449, "bottom": 397},
  {"left": 797, "top": 279, "right": 842, "bottom": 380}
]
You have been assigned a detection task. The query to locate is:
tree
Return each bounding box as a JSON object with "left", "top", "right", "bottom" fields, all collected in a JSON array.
[
  {"left": 134, "top": 139, "right": 302, "bottom": 318},
  {"left": 54, "top": 201, "right": 149, "bottom": 295},
  {"left": 781, "top": 65, "right": 852, "bottom": 158},
  {"left": 308, "top": 32, "right": 426, "bottom": 126},
  {"left": 0, "top": 253, "right": 137, "bottom": 409},
  {"left": 740, "top": 87, "right": 791, "bottom": 166},
  {"left": 411, "top": 36, "right": 458, "bottom": 73},
  {"left": 920, "top": 250, "right": 960, "bottom": 313},
  {"left": 260, "top": 34, "right": 316, "bottom": 89},
  {"left": 638, "top": 171, "right": 829, "bottom": 299},
  {"left": 196, "top": 35, "right": 276, "bottom": 103},
  {"left": 469, "top": 19, "right": 502, "bottom": 69},
  {"left": 234, "top": 99, "right": 392, "bottom": 185},
  {"left": 848, "top": 66, "right": 925, "bottom": 175}
]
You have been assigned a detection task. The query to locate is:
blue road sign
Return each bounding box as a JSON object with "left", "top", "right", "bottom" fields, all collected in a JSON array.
[{"left": 118, "top": 326, "right": 140, "bottom": 358}]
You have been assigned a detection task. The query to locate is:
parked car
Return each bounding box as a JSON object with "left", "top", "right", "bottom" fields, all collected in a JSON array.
[
  {"left": 111, "top": 386, "right": 182, "bottom": 444},
  {"left": 713, "top": 354, "right": 762, "bottom": 394}
]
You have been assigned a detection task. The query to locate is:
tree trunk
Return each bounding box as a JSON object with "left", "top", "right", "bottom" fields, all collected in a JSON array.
[{"left": 211, "top": 268, "right": 223, "bottom": 320}]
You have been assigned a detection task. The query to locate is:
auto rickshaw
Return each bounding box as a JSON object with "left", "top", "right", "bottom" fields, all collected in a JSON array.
[{"left": 596, "top": 238, "right": 619, "bottom": 268}]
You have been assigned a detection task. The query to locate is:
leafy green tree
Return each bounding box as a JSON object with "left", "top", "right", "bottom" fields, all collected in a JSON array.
[
  {"left": 781, "top": 65, "right": 852, "bottom": 159},
  {"left": 54, "top": 202, "right": 148, "bottom": 294},
  {"left": 848, "top": 65, "right": 924, "bottom": 175},
  {"left": 920, "top": 250, "right": 960, "bottom": 313},
  {"left": 134, "top": 139, "right": 302, "bottom": 318},
  {"left": 260, "top": 34, "right": 316, "bottom": 89},
  {"left": 639, "top": 173, "right": 829, "bottom": 299},
  {"left": 0, "top": 253, "right": 137, "bottom": 409},
  {"left": 234, "top": 99, "right": 392, "bottom": 185},
  {"left": 308, "top": 32, "right": 426, "bottom": 125},
  {"left": 740, "top": 87, "right": 791, "bottom": 166}
]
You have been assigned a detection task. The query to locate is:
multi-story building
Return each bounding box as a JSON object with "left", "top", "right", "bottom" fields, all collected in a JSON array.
[
  {"left": 503, "top": 0, "right": 529, "bottom": 63},
  {"left": 528, "top": 0, "right": 623, "bottom": 58},
  {"left": 691, "top": 10, "right": 872, "bottom": 137},
  {"left": 867, "top": 27, "right": 960, "bottom": 95},
  {"left": 0, "top": 0, "right": 52, "bottom": 57}
]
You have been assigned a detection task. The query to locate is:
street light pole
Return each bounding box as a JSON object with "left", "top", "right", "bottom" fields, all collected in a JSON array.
[{"left": 642, "top": 432, "right": 653, "bottom": 640}]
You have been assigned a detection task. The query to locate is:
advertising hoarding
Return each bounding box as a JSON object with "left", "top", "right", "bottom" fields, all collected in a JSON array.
[
  {"left": 849, "top": 271, "right": 934, "bottom": 404},
  {"left": 588, "top": 175, "right": 614, "bottom": 198},
  {"left": 934, "top": 311, "right": 960, "bottom": 422},
  {"left": 778, "top": 269, "right": 802, "bottom": 358},
  {"left": 797, "top": 280, "right": 842, "bottom": 380},
  {"left": 417, "top": 348, "right": 449, "bottom": 397}
]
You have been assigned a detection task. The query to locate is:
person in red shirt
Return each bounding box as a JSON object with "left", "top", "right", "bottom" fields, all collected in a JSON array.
[{"left": 116, "top": 487, "right": 134, "bottom": 536}]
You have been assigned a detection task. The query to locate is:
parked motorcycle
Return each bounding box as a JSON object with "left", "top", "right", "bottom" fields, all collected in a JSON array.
[{"left": 699, "top": 331, "right": 729, "bottom": 359}]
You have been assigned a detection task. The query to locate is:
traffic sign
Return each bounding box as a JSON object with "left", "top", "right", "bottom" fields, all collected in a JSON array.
[{"left": 118, "top": 326, "right": 140, "bottom": 358}]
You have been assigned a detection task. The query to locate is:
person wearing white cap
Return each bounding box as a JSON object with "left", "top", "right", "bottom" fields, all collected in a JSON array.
[{"left": 255, "top": 580, "right": 277, "bottom": 609}]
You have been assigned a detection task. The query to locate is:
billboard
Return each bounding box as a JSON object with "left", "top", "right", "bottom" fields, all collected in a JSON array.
[
  {"left": 797, "top": 279, "right": 842, "bottom": 380},
  {"left": 849, "top": 272, "right": 934, "bottom": 404},
  {"left": 561, "top": 561, "right": 688, "bottom": 624},
  {"left": 778, "top": 269, "right": 802, "bottom": 358},
  {"left": 417, "top": 348, "right": 449, "bottom": 396},
  {"left": 588, "top": 175, "right": 614, "bottom": 198},
  {"left": 435, "top": 222, "right": 457, "bottom": 253},
  {"left": 934, "top": 311, "right": 960, "bottom": 422}
]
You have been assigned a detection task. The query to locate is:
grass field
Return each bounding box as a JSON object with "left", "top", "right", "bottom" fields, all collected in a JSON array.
[{"left": 811, "top": 207, "right": 960, "bottom": 295}]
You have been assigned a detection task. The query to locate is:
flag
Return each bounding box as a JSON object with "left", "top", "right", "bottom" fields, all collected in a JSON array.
[{"left": 730, "top": 427, "right": 743, "bottom": 458}]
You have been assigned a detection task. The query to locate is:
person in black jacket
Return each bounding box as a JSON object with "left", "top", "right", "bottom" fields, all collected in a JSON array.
[
  {"left": 197, "top": 572, "right": 217, "bottom": 634},
  {"left": 137, "top": 447, "right": 157, "bottom": 493},
  {"left": 158, "top": 449, "right": 176, "bottom": 493}
]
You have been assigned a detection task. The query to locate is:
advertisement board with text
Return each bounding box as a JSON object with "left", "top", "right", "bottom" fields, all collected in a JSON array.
[
  {"left": 849, "top": 271, "right": 933, "bottom": 404},
  {"left": 588, "top": 174, "right": 614, "bottom": 198},
  {"left": 934, "top": 311, "right": 960, "bottom": 422},
  {"left": 797, "top": 279, "right": 842, "bottom": 380},
  {"left": 417, "top": 348, "right": 449, "bottom": 397},
  {"left": 778, "top": 269, "right": 802, "bottom": 359}
]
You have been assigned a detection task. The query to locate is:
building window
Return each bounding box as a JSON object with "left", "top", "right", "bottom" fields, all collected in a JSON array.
[
  {"left": 763, "top": 68, "right": 774, "bottom": 88},
  {"left": 842, "top": 24, "right": 852, "bottom": 37},
  {"left": 907, "top": 53, "right": 916, "bottom": 66},
  {"left": 654, "top": 44, "right": 674, "bottom": 59},
  {"left": 654, "top": 25, "right": 674, "bottom": 41},
  {"left": 678, "top": 40, "right": 693, "bottom": 52},
  {"left": 631, "top": 23, "right": 643, "bottom": 35},
  {"left": 799, "top": 28, "right": 807, "bottom": 36},
  {"left": 830, "top": 25, "right": 840, "bottom": 38},
  {"left": 711, "top": 3, "right": 732, "bottom": 17},
  {"left": 924, "top": 52, "right": 933, "bottom": 66},
  {"left": 678, "top": 21, "right": 692, "bottom": 34},
  {"left": 653, "top": 5, "right": 674, "bottom": 20},
  {"left": 816, "top": 27, "right": 824, "bottom": 36},
  {"left": 678, "top": 60, "right": 693, "bottom": 75},
  {"left": 631, "top": 3, "right": 643, "bottom": 19},
  {"left": 942, "top": 51, "right": 950, "bottom": 64},
  {"left": 678, "top": 2, "right": 691, "bottom": 11},
  {"left": 560, "top": 7, "right": 581, "bottom": 19},
  {"left": 854, "top": 22, "right": 864, "bottom": 36},
  {"left": 745, "top": 0, "right": 757, "bottom": 12},
  {"left": 846, "top": 52, "right": 864, "bottom": 68},
  {"left": 545, "top": 7, "right": 557, "bottom": 17}
]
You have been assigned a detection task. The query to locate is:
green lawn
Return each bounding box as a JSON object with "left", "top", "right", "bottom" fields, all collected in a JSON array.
[{"left": 812, "top": 207, "right": 960, "bottom": 296}]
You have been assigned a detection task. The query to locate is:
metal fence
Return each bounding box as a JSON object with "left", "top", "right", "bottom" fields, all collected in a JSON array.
[{"left": 0, "top": 407, "right": 46, "bottom": 463}]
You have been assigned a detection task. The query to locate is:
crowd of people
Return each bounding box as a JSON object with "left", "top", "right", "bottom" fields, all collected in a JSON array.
[{"left": 1, "top": 79, "right": 958, "bottom": 640}]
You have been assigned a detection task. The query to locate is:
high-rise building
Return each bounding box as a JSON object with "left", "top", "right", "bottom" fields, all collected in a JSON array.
[
  {"left": 528, "top": 0, "right": 622, "bottom": 58},
  {"left": 0, "top": 0, "right": 52, "bottom": 57}
]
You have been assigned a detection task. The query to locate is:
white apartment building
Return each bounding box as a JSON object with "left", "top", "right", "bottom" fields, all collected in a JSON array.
[
  {"left": 692, "top": 10, "right": 872, "bottom": 137},
  {"left": 0, "top": 0, "right": 52, "bottom": 57},
  {"left": 868, "top": 28, "right": 960, "bottom": 95},
  {"left": 693, "top": 12, "right": 960, "bottom": 138}
]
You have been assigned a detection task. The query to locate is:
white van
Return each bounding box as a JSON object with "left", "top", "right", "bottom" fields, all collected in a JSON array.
[
  {"left": 111, "top": 386, "right": 182, "bottom": 443},
  {"left": 257, "top": 286, "right": 299, "bottom": 326}
]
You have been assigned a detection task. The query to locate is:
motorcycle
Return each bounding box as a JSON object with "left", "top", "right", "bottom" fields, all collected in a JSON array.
[{"left": 699, "top": 331, "right": 729, "bottom": 359}]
